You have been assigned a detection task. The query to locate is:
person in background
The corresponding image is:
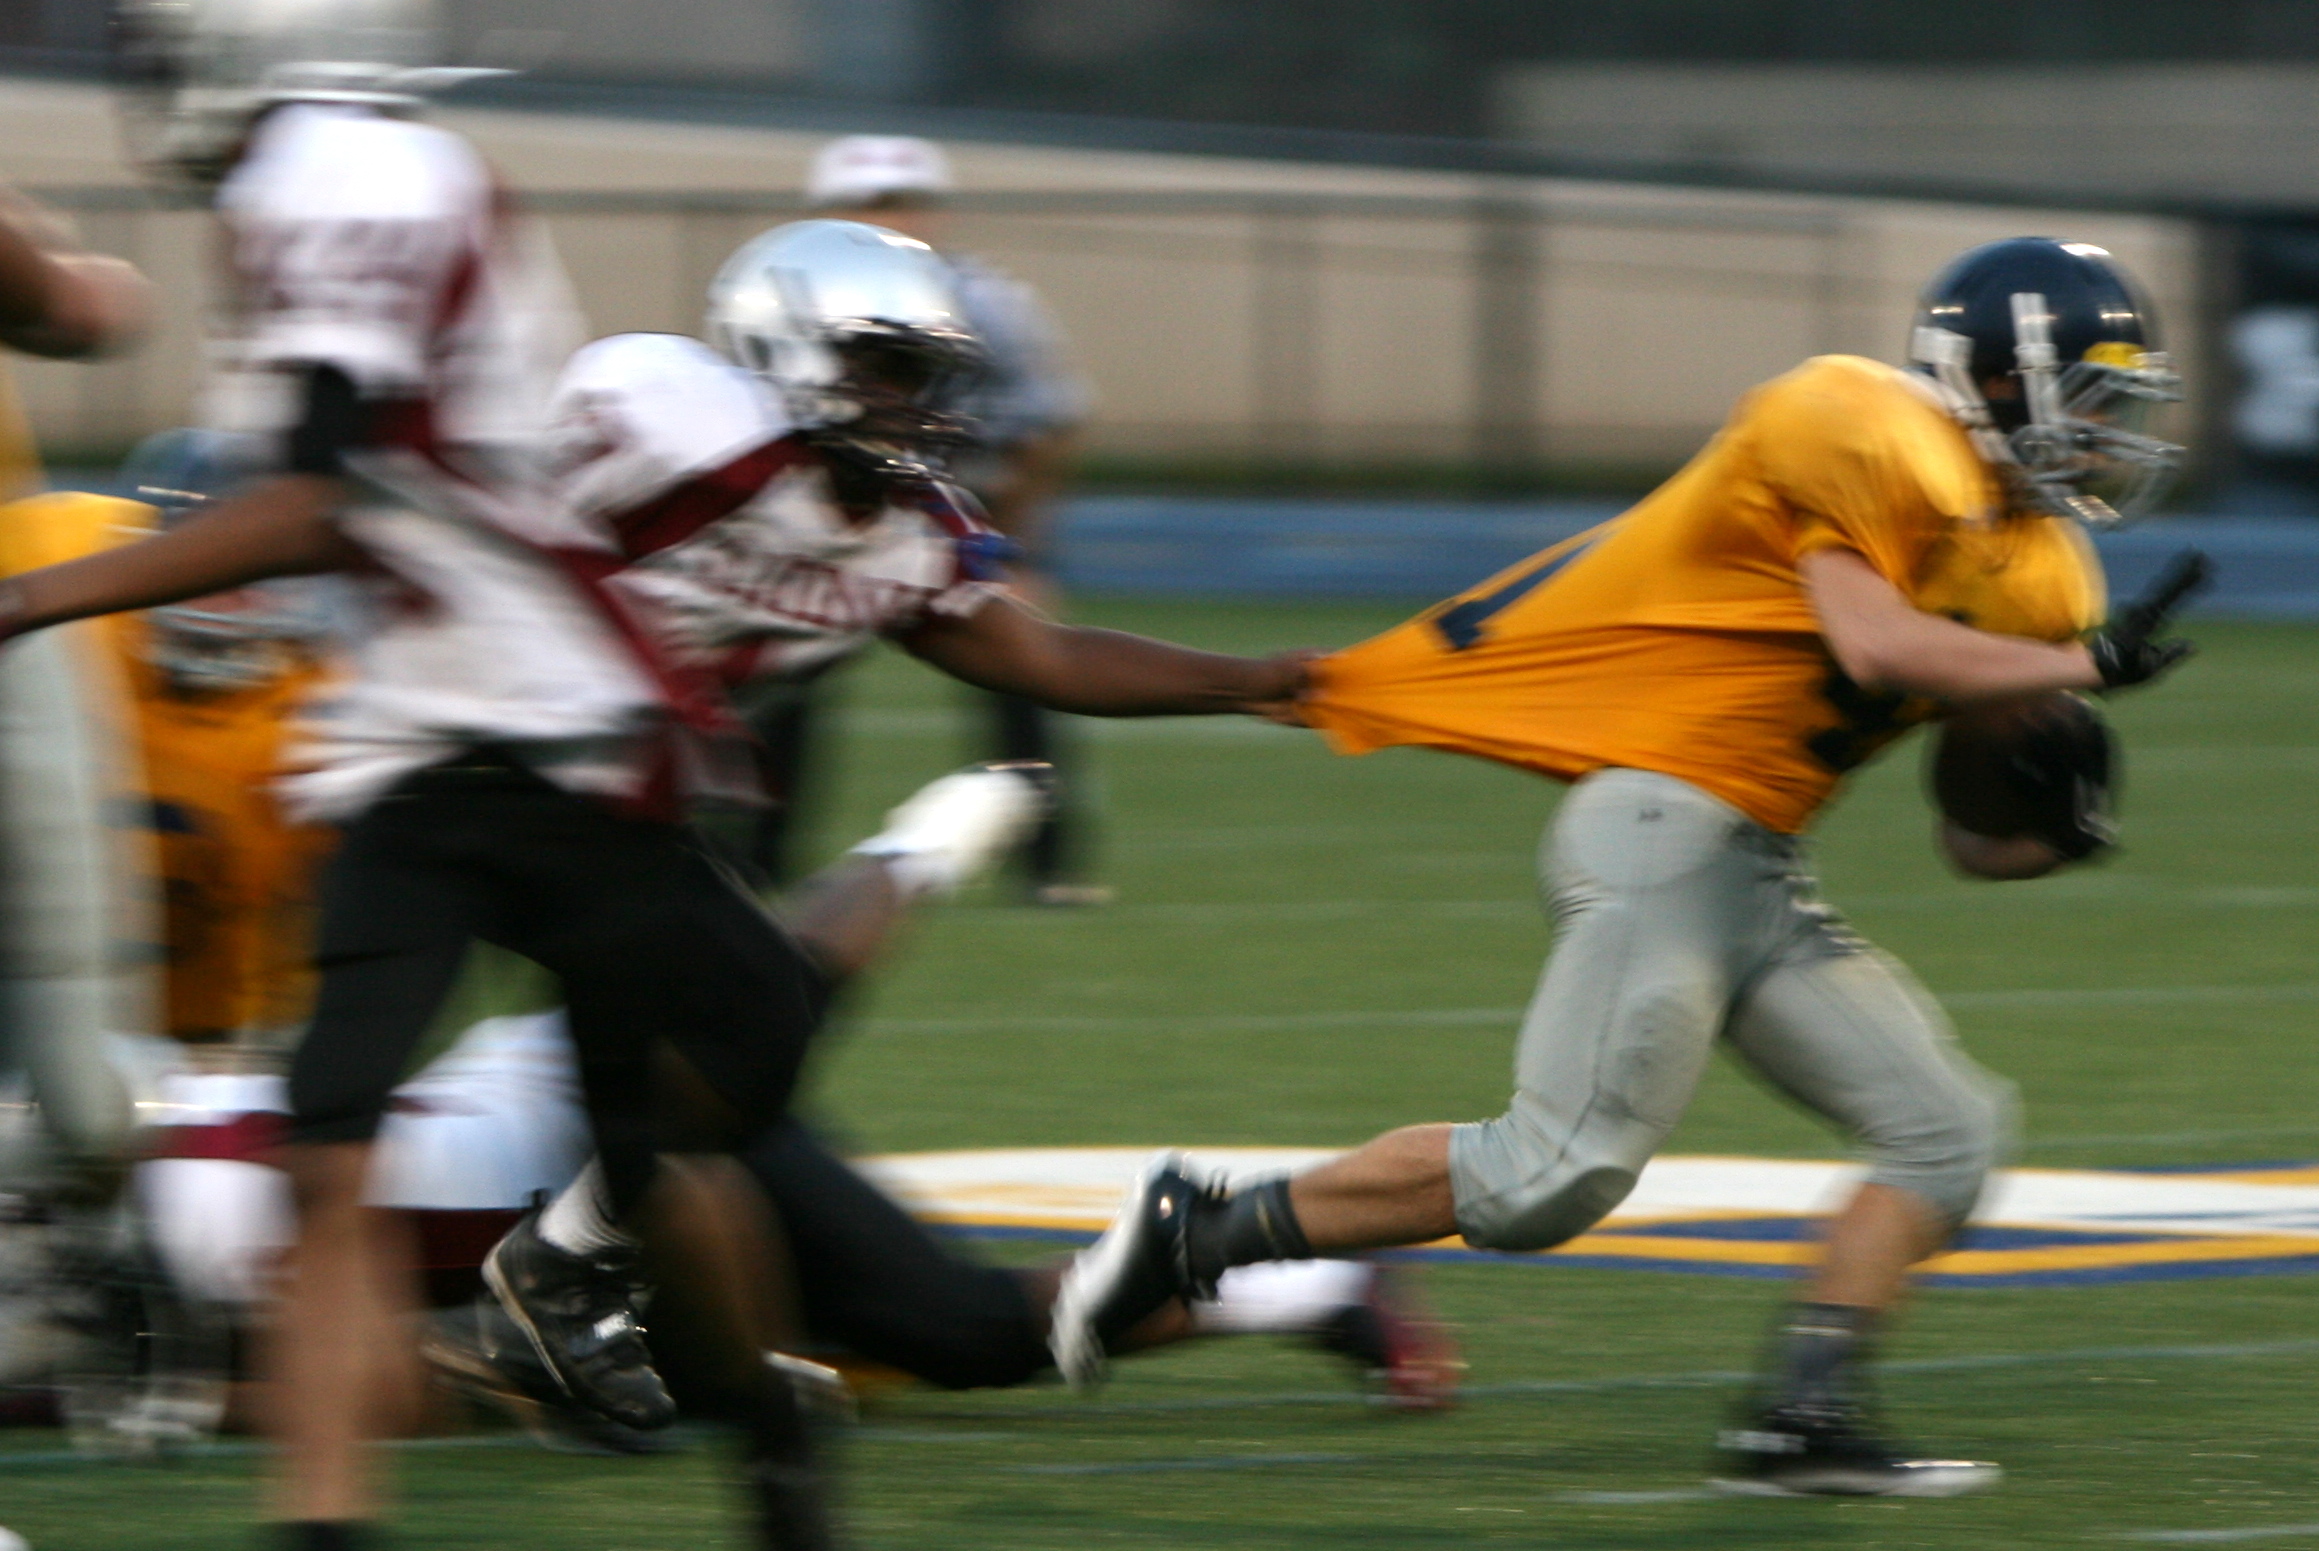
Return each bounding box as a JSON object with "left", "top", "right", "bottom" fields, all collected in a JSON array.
[{"left": 755, "top": 134, "right": 1105, "bottom": 904}]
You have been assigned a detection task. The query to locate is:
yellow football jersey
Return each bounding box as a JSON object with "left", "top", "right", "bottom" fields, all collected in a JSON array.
[
  {"left": 1306, "top": 355, "right": 2106, "bottom": 834},
  {"left": 119, "top": 622, "right": 329, "bottom": 1042},
  {"left": 0, "top": 492, "right": 328, "bottom": 1042}
]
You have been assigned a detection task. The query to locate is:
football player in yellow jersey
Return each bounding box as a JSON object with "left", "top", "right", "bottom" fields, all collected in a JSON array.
[
  {"left": 1052, "top": 237, "right": 2205, "bottom": 1496},
  {"left": 107, "top": 434, "right": 336, "bottom": 1052},
  {"left": 4, "top": 439, "right": 333, "bottom": 1059}
]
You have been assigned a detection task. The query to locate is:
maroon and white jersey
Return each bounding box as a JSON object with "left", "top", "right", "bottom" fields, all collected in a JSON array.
[
  {"left": 548, "top": 331, "right": 1003, "bottom": 684},
  {"left": 203, "top": 105, "right": 667, "bottom": 820}
]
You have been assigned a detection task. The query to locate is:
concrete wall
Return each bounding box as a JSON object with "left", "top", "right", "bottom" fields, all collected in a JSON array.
[
  {"left": 443, "top": 0, "right": 813, "bottom": 85},
  {"left": 0, "top": 76, "right": 2207, "bottom": 480},
  {"left": 1497, "top": 63, "right": 2319, "bottom": 207}
]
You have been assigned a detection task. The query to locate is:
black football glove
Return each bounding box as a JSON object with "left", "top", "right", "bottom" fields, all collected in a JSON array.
[
  {"left": 2006, "top": 699, "right": 2120, "bottom": 862},
  {"left": 2086, "top": 549, "right": 2212, "bottom": 691}
]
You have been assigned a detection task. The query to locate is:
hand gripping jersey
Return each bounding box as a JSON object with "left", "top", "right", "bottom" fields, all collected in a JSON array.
[
  {"left": 548, "top": 331, "right": 1003, "bottom": 684},
  {"left": 1306, "top": 356, "right": 2106, "bottom": 834},
  {"left": 204, "top": 103, "right": 668, "bottom": 823}
]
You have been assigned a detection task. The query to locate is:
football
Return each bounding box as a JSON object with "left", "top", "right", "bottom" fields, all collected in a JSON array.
[{"left": 1929, "top": 691, "right": 2111, "bottom": 839}]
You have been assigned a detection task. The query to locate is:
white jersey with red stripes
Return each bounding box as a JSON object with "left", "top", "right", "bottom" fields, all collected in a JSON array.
[
  {"left": 203, "top": 103, "right": 668, "bottom": 821},
  {"left": 549, "top": 331, "right": 1003, "bottom": 684}
]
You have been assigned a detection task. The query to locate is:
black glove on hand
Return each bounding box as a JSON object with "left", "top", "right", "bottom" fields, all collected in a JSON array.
[
  {"left": 2086, "top": 549, "right": 2213, "bottom": 690},
  {"left": 2009, "top": 701, "right": 2120, "bottom": 861}
]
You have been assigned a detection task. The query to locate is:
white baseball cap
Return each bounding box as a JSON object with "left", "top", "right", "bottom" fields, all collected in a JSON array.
[{"left": 806, "top": 135, "right": 955, "bottom": 208}]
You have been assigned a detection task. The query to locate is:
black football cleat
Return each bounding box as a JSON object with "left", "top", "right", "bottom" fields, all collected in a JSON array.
[
  {"left": 1713, "top": 1402, "right": 2000, "bottom": 1498},
  {"left": 424, "top": 1303, "right": 669, "bottom": 1456},
  {"left": 481, "top": 1211, "right": 676, "bottom": 1432},
  {"left": 1048, "top": 1151, "right": 1218, "bottom": 1390},
  {"left": 1312, "top": 1265, "right": 1463, "bottom": 1412}
]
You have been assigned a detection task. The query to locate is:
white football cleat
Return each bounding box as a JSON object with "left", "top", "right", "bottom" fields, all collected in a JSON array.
[
  {"left": 850, "top": 761, "right": 1050, "bottom": 899},
  {"left": 1048, "top": 1151, "right": 1216, "bottom": 1392}
]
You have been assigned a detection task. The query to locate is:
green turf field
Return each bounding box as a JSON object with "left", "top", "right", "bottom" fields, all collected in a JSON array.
[{"left": 9, "top": 601, "right": 2319, "bottom": 1550}]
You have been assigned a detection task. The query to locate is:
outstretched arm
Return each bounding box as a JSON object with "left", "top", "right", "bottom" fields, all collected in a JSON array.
[
  {"left": 900, "top": 592, "right": 1307, "bottom": 716},
  {"left": 0, "top": 475, "right": 362, "bottom": 638},
  {"left": 1802, "top": 548, "right": 2100, "bottom": 703}
]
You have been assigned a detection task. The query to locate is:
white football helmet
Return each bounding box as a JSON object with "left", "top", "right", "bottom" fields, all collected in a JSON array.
[
  {"left": 705, "top": 219, "right": 982, "bottom": 474},
  {"left": 112, "top": 0, "right": 491, "bottom": 185}
]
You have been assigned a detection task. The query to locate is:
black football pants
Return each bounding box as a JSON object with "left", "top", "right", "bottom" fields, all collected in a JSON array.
[
  {"left": 296, "top": 756, "right": 1047, "bottom": 1388},
  {"left": 740, "top": 1118, "right": 1049, "bottom": 1390},
  {"left": 289, "top": 757, "right": 823, "bottom": 1215}
]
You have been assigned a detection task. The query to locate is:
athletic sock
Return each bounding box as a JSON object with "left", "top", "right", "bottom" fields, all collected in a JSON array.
[
  {"left": 279, "top": 1523, "right": 370, "bottom": 1551},
  {"left": 1190, "top": 1259, "right": 1372, "bottom": 1336},
  {"left": 535, "top": 1161, "right": 637, "bottom": 1259},
  {"left": 1765, "top": 1301, "right": 1877, "bottom": 1413},
  {"left": 1188, "top": 1176, "right": 1314, "bottom": 1289}
]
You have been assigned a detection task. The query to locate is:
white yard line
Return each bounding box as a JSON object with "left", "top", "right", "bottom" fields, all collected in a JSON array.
[
  {"left": 862, "top": 1005, "right": 1524, "bottom": 1035},
  {"left": 934, "top": 891, "right": 2314, "bottom": 920},
  {"left": 1014, "top": 1451, "right": 1367, "bottom": 1476},
  {"left": 1562, "top": 1489, "right": 1723, "bottom": 1504},
  {"left": 935, "top": 1338, "right": 2319, "bottom": 1422},
  {"left": 861, "top": 983, "right": 2319, "bottom": 1038},
  {"left": 2122, "top": 1525, "right": 2319, "bottom": 1544}
]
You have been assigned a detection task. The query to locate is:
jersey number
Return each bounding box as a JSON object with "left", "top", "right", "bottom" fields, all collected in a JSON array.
[
  {"left": 1806, "top": 662, "right": 1912, "bottom": 773},
  {"left": 1430, "top": 536, "right": 1598, "bottom": 651}
]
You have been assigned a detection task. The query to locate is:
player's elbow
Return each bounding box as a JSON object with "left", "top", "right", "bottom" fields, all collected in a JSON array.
[
  {"left": 1801, "top": 548, "right": 1936, "bottom": 694},
  {"left": 1824, "top": 627, "right": 1913, "bottom": 696}
]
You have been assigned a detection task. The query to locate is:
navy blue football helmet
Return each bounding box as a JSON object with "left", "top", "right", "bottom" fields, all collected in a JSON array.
[{"left": 1910, "top": 237, "right": 2183, "bottom": 526}]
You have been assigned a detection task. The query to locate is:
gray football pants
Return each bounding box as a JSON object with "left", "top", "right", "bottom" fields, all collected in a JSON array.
[
  {"left": 0, "top": 626, "right": 135, "bottom": 1168},
  {"left": 1448, "top": 768, "right": 2015, "bottom": 1253}
]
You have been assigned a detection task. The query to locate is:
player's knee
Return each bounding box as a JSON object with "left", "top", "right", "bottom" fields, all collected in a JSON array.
[
  {"left": 1451, "top": 1105, "right": 1648, "bottom": 1252},
  {"left": 1863, "top": 1074, "right": 2017, "bottom": 1226},
  {"left": 1463, "top": 1163, "right": 1639, "bottom": 1253}
]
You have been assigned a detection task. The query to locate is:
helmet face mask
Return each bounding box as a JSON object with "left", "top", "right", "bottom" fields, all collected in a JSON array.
[
  {"left": 707, "top": 220, "right": 984, "bottom": 481},
  {"left": 1911, "top": 239, "right": 2186, "bottom": 527}
]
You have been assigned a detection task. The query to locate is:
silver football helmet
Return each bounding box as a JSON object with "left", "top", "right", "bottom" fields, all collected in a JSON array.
[
  {"left": 705, "top": 219, "right": 983, "bottom": 475},
  {"left": 112, "top": 0, "right": 495, "bottom": 185}
]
